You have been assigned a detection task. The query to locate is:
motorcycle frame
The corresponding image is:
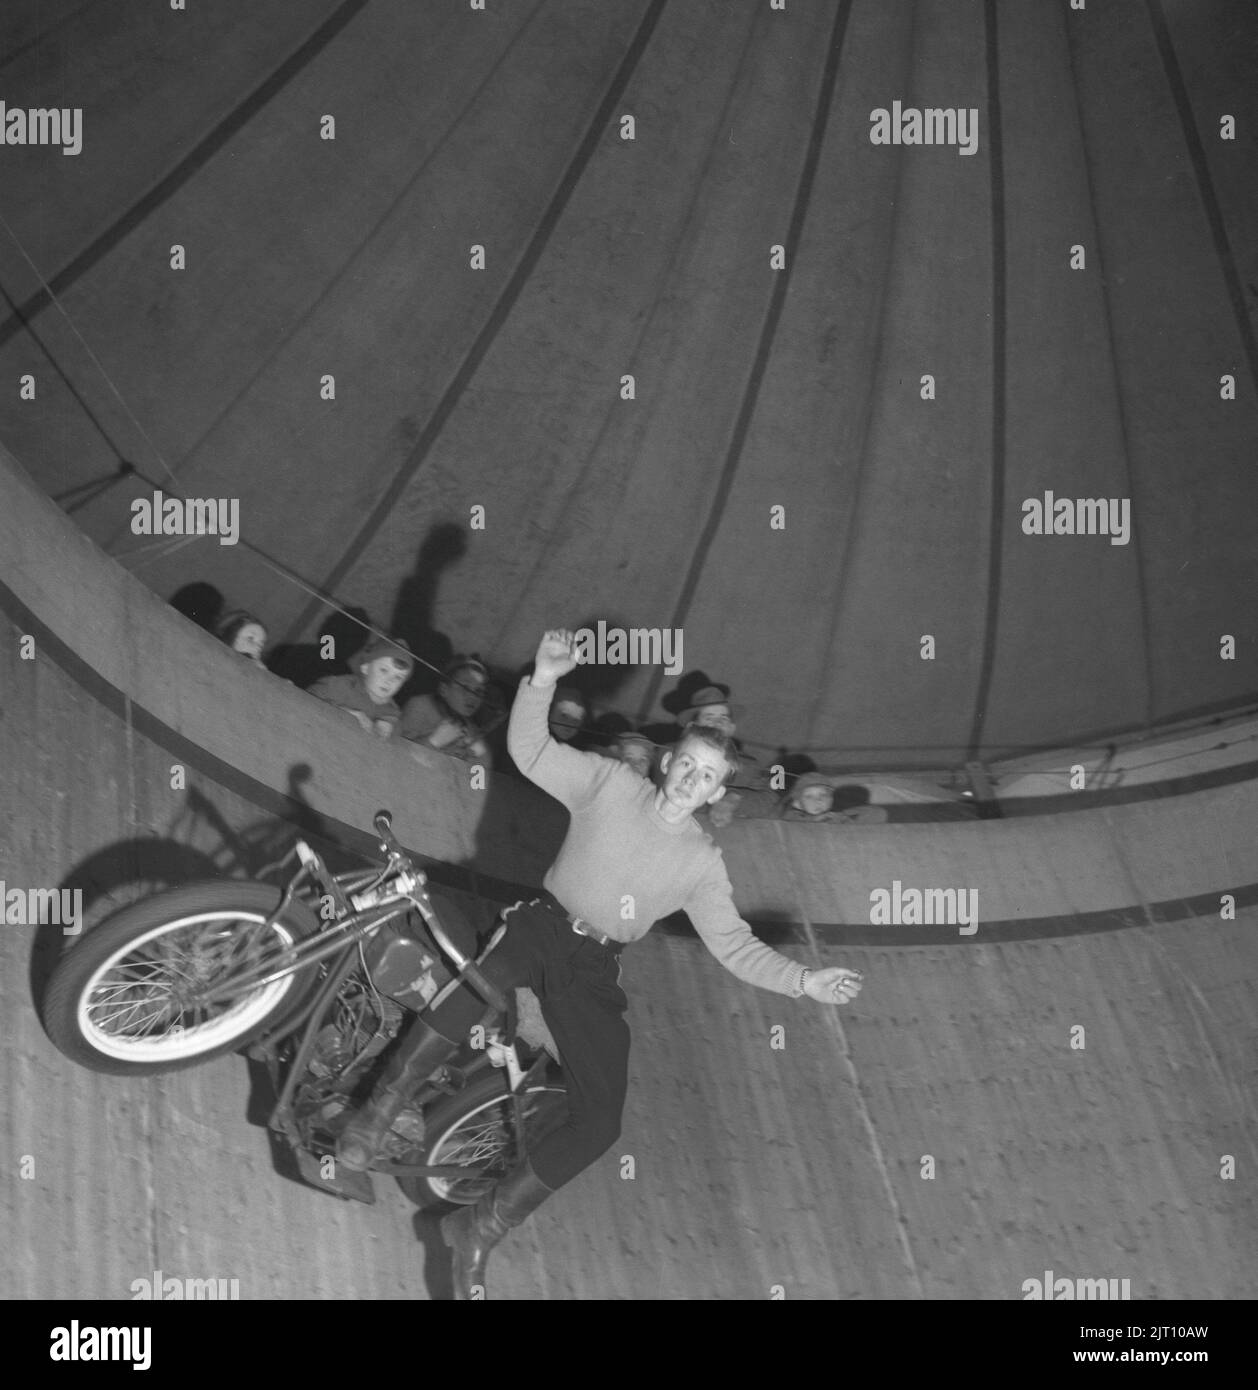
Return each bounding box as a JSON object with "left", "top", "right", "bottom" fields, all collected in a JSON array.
[{"left": 226, "top": 824, "right": 554, "bottom": 1183}]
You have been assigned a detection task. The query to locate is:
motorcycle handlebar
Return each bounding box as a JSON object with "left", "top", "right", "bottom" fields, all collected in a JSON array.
[{"left": 374, "top": 810, "right": 403, "bottom": 856}]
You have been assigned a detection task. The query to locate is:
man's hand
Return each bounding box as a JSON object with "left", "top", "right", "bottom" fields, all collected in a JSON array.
[
  {"left": 532, "top": 628, "right": 579, "bottom": 689},
  {"left": 804, "top": 967, "right": 864, "bottom": 1005}
]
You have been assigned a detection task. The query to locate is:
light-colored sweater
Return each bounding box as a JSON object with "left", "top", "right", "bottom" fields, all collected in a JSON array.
[{"left": 508, "top": 677, "right": 807, "bottom": 997}]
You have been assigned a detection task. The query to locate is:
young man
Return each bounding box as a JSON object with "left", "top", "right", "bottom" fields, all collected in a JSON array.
[{"left": 335, "top": 629, "right": 863, "bottom": 1298}]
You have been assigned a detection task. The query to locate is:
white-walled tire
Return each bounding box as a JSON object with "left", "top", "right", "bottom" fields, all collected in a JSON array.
[{"left": 42, "top": 881, "right": 320, "bottom": 1076}]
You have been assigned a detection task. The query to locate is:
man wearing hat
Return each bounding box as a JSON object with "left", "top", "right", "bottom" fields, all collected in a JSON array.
[
  {"left": 645, "top": 670, "right": 737, "bottom": 739},
  {"left": 679, "top": 684, "right": 737, "bottom": 737},
  {"left": 335, "top": 629, "right": 864, "bottom": 1298}
]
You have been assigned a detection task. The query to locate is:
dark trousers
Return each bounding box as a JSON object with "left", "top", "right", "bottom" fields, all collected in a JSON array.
[{"left": 421, "top": 896, "right": 631, "bottom": 1191}]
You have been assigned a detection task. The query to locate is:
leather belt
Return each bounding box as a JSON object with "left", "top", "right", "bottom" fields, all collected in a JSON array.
[{"left": 526, "top": 894, "right": 623, "bottom": 954}]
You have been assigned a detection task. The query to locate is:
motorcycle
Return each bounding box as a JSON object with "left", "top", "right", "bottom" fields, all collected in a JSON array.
[{"left": 41, "top": 811, "right": 567, "bottom": 1209}]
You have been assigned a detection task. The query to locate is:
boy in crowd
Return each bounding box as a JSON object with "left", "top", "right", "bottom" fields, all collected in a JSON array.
[
  {"left": 783, "top": 775, "right": 889, "bottom": 824},
  {"left": 309, "top": 636, "right": 414, "bottom": 739}
]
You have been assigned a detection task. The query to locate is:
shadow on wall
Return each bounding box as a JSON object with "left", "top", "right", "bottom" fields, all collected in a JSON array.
[
  {"left": 267, "top": 607, "right": 372, "bottom": 690},
  {"left": 390, "top": 523, "right": 467, "bottom": 702}
]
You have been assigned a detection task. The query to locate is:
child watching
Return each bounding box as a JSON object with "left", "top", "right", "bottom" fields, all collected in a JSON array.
[
  {"left": 310, "top": 636, "right": 414, "bottom": 739},
  {"left": 782, "top": 775, "right": 888, "bottom": 824},
  {"left": 216, "top": 609, "right": 268, "bottom": 664}
]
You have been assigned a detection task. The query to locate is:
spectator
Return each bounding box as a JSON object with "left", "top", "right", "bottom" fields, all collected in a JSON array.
[
  {"left": 639, "top": 672, "right": 733, "bottom": 750},
  {"left": 547, "top": 686, "right": 587, "bottom": 745},
  {"left": 400, "top": 656, "right": 499, "bottom": 764},
  {"left": 782, "top": 776, "right": 888, "bottom": 825},
  {"left": 613, "top": 731, "right": 656, "bottom": 779},
  {"left": 678, "top": 685, "right": 738, "bottom": 738},
  {"left": 215, "top": 609, "right": 268, "bottom": 665},
  {"left": 309, "top": 635, "right": 414, "bottom": 739}
]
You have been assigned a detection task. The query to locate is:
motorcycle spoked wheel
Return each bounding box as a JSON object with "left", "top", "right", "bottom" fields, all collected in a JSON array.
[
  {"left": 396, "top": 1070, "right": 568, "bottom": 1212},
  {"left": 41, "top": 881, "right": 320, "bottom": 1076}
]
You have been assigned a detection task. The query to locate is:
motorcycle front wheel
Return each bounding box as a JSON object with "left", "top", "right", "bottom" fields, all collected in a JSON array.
[{"left": 41, "top": 880, "right": 320, "bottom": 1076}]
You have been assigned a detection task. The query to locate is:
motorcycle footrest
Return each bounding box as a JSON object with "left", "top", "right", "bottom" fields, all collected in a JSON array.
[
  {"left": 427, "top": 1067, "right": 466, "bottom": 1096},
  {"left": 294, "top": 1146, "right": 377, "bottom": 1204}
]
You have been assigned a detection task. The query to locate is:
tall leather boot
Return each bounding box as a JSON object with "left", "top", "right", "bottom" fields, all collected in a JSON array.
[
  {"left": 442, "top": 1157, "right": 555, "bottom": 1300},
  {"left": 336, "top": 1018, "right": 458, "bottom": 1172}
]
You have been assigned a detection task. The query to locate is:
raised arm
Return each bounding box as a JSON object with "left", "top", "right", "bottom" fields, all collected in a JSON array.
[{"left": 507, "top": 629, "right": 604, "bottom": 809}]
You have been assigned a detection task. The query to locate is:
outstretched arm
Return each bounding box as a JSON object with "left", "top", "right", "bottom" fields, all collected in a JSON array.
[{"left": 686, "top": 864, "right": 865, "bottom": 1003}]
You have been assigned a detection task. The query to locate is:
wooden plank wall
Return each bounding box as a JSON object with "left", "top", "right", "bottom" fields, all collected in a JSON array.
[{"left": 4, "top": 620, "right": 1255, "bottom": 1300}]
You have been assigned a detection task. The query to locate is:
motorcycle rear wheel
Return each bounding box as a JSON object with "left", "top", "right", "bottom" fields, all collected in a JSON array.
[
  {"left": 42, "top": 881, "right": 320, "bottom": 1075},
  {"left": 397, "top": 1069, "right": 568, "bottom": 1211}
]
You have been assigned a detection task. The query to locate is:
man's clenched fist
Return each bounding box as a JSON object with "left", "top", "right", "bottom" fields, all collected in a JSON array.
[{"left": 531, "top": 629, "right": 579, "bottom": 690}]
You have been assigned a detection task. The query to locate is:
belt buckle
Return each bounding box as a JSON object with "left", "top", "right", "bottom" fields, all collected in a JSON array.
[{"left": 572, "top": 917, "right": 603, "bottom": 947}]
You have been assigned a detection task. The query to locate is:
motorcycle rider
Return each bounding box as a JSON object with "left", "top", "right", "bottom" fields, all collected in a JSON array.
[{"left": 336, "top": 628, "right": 864, "bottom": 1298}]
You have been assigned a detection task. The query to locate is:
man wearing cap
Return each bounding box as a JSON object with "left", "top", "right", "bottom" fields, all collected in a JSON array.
[{"left": 335, "top": 628, "right": 864, "bottom": 1298}]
